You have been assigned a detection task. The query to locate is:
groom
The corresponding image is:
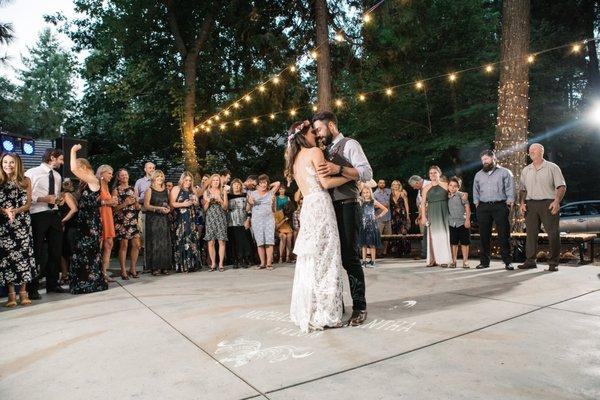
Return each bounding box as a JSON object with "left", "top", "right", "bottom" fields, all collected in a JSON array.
[{"left": 312, "top": 111, "right": 373, "bottom": 326}]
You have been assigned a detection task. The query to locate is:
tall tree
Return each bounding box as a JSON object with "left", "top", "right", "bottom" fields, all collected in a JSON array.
[
  {"left": 494, "top": 0, "right": 530, "bottom": 199},
  {"left": 16, "top": 28, "right": 75, "bottom": 138},
  {"left": 0, "top": 0, "right": 14, "bottom": 63},
  {"left": 313, "top": 0, "right": 333, "bottom": 111}
]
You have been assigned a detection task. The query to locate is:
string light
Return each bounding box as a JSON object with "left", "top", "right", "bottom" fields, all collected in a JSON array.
[
  {"left": 234, "top": 120, "right": 240, "bottom": 127},
  {"left": 448, "top": 73, "right": 457, "bottom": 82},
  {"left": 273, "top": 76, "right": 280, "bottom": 84},
  {"left": 289, "top": 65, "right": 296, "bottom": 73},
  {"left": 363, "top": 14, "right": 372, "bottom": 23},
  {"left": 233, "top": 102, "right": 240, "bottom": 109},
  {"left": 215, "top": 115, "right": 220, "bottom": 121},
  {"left": 245, "top": 94, "right": 252, "bottom": 102},
  {"left": 485, "top": 64, "right": 494, "bottom": 73},
  {"left": 290, "top": 109, "right": 297, "bottom": 116},
  {"left": 207, "top": 119, "right": 213, "bottom": 126},
  {"left": 312, "top": 105, "right": 318, "bottom": 111},
  {"left": 259, "top": 85, "right": 266, "bottom": 93},
  {"left": 252, "top": 117, "right": 259, "bottom": 124},
  {"left": 224, "top": 109, "right": 230, "bottom": 116},
  {"left": 310, "top": 50, "right": 318, "bottom": 59},
  {"left": 415, "top": 81, "right": 424, "bottom": 90},
  {"left": 220, "top": 123, "right": 226, "bottom": 131},
  {"left": 385, "top": 88, "right": 393, "bottom": 96},
  {"left": 335, "top": 33, "right": 344, "bottom": 42},
  {"left": 335, "top": 99, "right": 343, "bottom": 107},
  {"left": 358, "top": 93, "right": 366, "bottom": 102},
  {"left": 270, "top": 113, "right": 276, "bottom": 120},
  {"left": 572, "top": 43, "right": 582, "bottom": 53},
  {"left": 527, "top": 54, "right": 535, "bottom": 64}
]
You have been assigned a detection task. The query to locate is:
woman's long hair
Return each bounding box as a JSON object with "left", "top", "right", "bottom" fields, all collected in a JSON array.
[
  {"left": 0, "top": 153, "right": 28, "bottom": 189},
  {"left": 283, "top": 120, "right": 314, "bottom": 183}
]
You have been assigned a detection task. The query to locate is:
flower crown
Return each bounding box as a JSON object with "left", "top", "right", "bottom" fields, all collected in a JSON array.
[{"left": 287, "top": 120, "right": 311, "bottom": 144}]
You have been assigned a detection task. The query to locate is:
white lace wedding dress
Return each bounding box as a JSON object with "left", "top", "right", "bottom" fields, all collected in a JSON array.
[{"left": 290, "top": 164, "right": 344, "bottom": 333}]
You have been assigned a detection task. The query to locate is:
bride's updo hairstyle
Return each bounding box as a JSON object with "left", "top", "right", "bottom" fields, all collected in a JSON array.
[{"left": 284, "top": 120, "right": 313, "bottom": 183}]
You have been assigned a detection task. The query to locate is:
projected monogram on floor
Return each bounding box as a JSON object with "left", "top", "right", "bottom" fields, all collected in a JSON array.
[{"left": 215, "top": 338, "right": 313, "bottom": 367}]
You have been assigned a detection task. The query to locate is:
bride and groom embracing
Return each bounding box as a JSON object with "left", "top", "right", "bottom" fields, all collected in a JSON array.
[{"left": 285, "top": 111, "right": 373, "bottom": 333}]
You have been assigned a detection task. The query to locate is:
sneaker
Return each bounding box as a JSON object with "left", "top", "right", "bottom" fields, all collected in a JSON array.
[
  {"left": 365, "top": 260, "right": 376, "bottom": 269},
  {"left": 361, "top": 261, "right": 367, "bottom": 268}
]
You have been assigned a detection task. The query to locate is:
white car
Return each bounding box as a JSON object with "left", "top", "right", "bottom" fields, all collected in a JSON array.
[{"left": 559, "top": 201, "right": 600, "bottom": 234}]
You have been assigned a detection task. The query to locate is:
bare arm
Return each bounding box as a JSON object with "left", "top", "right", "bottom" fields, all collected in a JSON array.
[
  {"left": 144, "top": 189, "right": 153, "bottom": 212},
  {"left": 70, "top": 145, "right": 100, "bottom": 191},
  {"left": 170, "top": 186, "right": 192, "bottom": 209},
  {"left": 419, "top": 185, "right": 430, "bottom": 224},
  {"left": 203, "top": 191, "right": 211, "bottom": 211},
  {"left": 221, "top": 191, "right": 228, "bottom": 210},
  {"left": 14, "top": 178, "right": 33, "bottom": 215},
  {"left": 312, "top": 148, "right": 351, "bottom": 189},
  {"left": 374, "top": 199, "right": 389, "bottom": 219},
  {"left": 60, "top": 192, "right": 78, "bottom": 224},
  {"left": 269, "top": 181, "right": 281, "bottom": 195}
]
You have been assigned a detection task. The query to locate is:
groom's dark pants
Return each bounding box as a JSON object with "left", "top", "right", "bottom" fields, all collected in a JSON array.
[{"left": 333, "top": 200, "right": 366, "bottom": 311}]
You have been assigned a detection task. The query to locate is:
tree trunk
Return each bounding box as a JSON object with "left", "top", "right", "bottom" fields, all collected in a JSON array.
[
  {"left": 314, "top": 0, "right": 332, "bottom": 112},
  {"left": 182, "top": 53, "right": 200, "bottom": 175},
  {"left": 495, "top": 0, "right": 530, "bottom": 226}
]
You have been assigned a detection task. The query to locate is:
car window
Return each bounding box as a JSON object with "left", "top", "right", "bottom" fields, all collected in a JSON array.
[
  {"left": 583, "top": 203, "right": 600, "bottom": 216},
  {"left": 560, "top": 205, "right": 582, "bottom": 217}
]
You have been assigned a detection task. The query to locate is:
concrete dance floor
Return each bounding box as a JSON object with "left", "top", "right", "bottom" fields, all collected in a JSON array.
[{"left": 1, "top": 259, "right": 599, "bottom": 400}]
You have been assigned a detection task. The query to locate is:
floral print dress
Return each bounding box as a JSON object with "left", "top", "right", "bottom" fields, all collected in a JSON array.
[
  {"left": 70, "top": 186, "right": 108, "bottom": 294},
  {"left": 114, "top": 185, "right": 140, "bottom": 239},
  {"left": 172, "top": 188, "right": 200, "bottom": 272},
  {"left": 0, "top": 181, "right": 34, "bottom": 287}
]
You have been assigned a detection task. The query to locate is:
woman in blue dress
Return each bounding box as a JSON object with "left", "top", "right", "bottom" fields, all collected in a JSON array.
[
  {"left": 169, "top": 171, "right": 201, "bottom": 272},
  {"left": 247, "top": 174, "right": 280, "bottom": 270},
  {"left": 358, "top": 186, "right": 388, "bottom": 268}
]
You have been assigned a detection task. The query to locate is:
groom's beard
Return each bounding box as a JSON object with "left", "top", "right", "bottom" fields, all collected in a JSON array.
[{"left": 320, "top": 128, "right": 334, "bottom": 147}]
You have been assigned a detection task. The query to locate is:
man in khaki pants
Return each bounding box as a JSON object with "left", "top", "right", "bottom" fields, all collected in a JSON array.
[{"left": 518, "top": 143, "right": 566, "bottom": 271}]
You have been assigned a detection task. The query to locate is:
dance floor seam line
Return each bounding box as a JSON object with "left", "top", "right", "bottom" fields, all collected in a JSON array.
[
  {"left": 115, "top": 282, "right": 271, "bottom": 400},
  {"left": 262, "top": 288, "right": 600, "bottom": 395}
]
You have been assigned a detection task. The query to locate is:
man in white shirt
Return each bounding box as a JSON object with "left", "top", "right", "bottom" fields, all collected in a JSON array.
[{"left": 24, "top": 148, "right": 66, "bottom": 298}]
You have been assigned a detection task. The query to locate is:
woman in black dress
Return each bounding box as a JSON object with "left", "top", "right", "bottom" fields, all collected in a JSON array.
[
  {"left": 144, "top": 170, "right": 172, "bottom": 276},
  {"left": 68, "top": 144, "right": 108, "bottom": 294},
  {"left": 58, "top": 179, "right": 78, "bottom": 286},
  {"left": 0, "top": 153, "right": 34, "bottom": 307},
  {"left": 389, "top": 180, "right": 411, "bottom": 256},
  {"left": 227, "top": 179, "right": 253, "bottom": 268}
]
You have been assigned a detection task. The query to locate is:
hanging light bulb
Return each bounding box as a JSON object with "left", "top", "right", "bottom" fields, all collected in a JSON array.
[
  {"left": 273, "top": 76, "right": 280, "bottom": 84},
  {"left": 234, "top": 120, "right": 240, "bottom": 127},
  {"left": 385, "top": 88, "right": 393, "bottom": 96},
  {"left": 245, "top": 94, "right": 252, "bottom": 102},
  {"left": 224, "top": 109, "right": 230, "bottom": 116},
  {"left": 572, "top": 43, "right": 582, "bottom": 53},
  {"left": 234, "top": 102, "right": 240, "bottom": 109},
  {"left": 290, "top": 109, "right": 297, "bottom": 116},
  {"left": 312, "top": 105, "right": 318, "bottom": 112},
  {"left": 358, "top": 93, "right": 366, "bottom": 102},
  {"left": 485, "top": 64, "right": 494, "bottom": 73},
  {"left": 215, "top": 115, "right": 221, "bottom": 121},
  {"left": 310, "top": 50, "right": 318, "bottom": 59},
  {"left": 335, "top": 33, "right": 344, "bottom": 42},
  {"left": 252, "top": 117, "right": 259, "bottom": 124},
  {"left": 289, "top": 65, "right": 297, "bottom": 72},
  {"left": 270, "top": 114, "right": 276, "bottom": 120},
  {"left": 220, "top": 123, "right": 226, "bottom": 131},
  {"left": 448, "top": 73, "right": 457, "bottom": 82},
  {"left": 335, "top": 99, "right": 343, "bottom": 107},
  {"left": 527, "top": 54, "right": 535, "bottom": 64},
  {"left": 415, "top": 81, "right": 424, "bottom": 90},
  {"left": 259, "top": 85, "right": 266, "bottom": 93},
  {"left": 363, "top": 14, "right": 372, "bottom": 23}
]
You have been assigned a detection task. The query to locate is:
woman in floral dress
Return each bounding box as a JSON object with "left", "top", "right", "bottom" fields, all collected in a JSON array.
[
  {"left": 112, "top": 168, "right": 141, "bottom": 279},
  {"left": 0, "top": 153, "right": 34, "bottom": 307},
  {"left": 68, "top": 144, "right": 108, "bottom": 294},
  {"left": 169, "top": 171, "right": 200, "bottom": 272}
]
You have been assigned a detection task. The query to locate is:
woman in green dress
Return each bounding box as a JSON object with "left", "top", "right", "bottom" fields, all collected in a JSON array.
[{"left": 419, "top": 166, "right": 452, "bottom": 267}]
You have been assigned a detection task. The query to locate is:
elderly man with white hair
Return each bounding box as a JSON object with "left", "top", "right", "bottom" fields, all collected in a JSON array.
[{"left": 518, "top": 143, "right": 566, "bottom": 271}]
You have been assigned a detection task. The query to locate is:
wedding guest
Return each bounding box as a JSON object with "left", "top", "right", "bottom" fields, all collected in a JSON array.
[
  {"left": 68, "top": 145, "right": 108, "bottom": 294},
  {"left": 247, "top": 174, "right": 280, "bottom": 270},
  {"left": 0, "top": 153, "right": 34, "bottom": 307},
  {"left": 275, "top": 202, "right": 294, "bottom": 263},
  {"left": 203, "top": 174, "right": 229, "bottom": 271},
  {"left": 473, "top": 149, "right": 515, "bottom": 270},
  {"left": 358, "top": 186, "right": 388, "bottom": 268},
  {"left": 97, "top": 165, "right": 117, "bottom": 282},
  {"left": 112, "top": 168, "right": 141, "bottom": 279},
  {"left": 292, "top": 197, "right": 302, "bottom": 247},
  {"left": 374, "top": 179, "right": 392, "bottom": 257},
  {"left": 220, "top": 170, "right": 231, "bottom": 193},
  {"left": 420, "top": 166, "right": 452, "bottom": 267},
  {"left": 244, "top": 175, "right": 257, "bottom": 192},
  {"left": 134, "top": 161, "right": 155, "bottom": 254},
  {"left": 227, "top": 178, "right": 253, "bottom": 268},
  {"left": 408, "top": 175, "right": 431, "bottom": 259},
  {"left": 448, "top": 177, "right": 471, "bottom": 268},
  {"left": 276, "top": 185, "right": 290, "bottom": 211},
  {"left": 24, "top": 148, "right": 65, "bottom": 298},
  {"left": 389, "top": 180, "right": 411, "bottom": 256},
  {"left": 170, "top": 171, "right": 200, "bottom": 273},
  {"left": 144, "top": 170, "right": 172, "bottom": 275},
  {"left": 518, "top": 143, "right": 566, "bottom": 271},
  {"left": 59, "top": 179, "right": 78, "bottom": 285}
]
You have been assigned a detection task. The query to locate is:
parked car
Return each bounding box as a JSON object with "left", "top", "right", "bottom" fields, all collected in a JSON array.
[{"left": 559, "top": 201, "right": 600, "bottom": 234}]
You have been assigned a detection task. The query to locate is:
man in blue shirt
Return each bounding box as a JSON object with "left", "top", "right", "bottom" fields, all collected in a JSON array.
[
  {"left": 374, "top": 179, "right": 392, "bottom": 256},
  {"left": 472, "top": 150, "right": 515, "bottom": 270}
]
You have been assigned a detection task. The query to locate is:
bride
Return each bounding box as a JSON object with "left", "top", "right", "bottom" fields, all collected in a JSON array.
[{"left": 285, "top": 120, "right": 350, "bottom": 332}]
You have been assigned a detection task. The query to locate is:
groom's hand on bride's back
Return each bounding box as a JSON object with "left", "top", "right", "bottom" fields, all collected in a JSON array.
[{"left": 317, "top": 161, "right": 339, "bottom": 177}]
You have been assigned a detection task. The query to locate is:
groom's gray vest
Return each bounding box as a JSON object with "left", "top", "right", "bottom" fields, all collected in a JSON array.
[{"left": 326, "top": 137, "right": 359, "bottom": 202}]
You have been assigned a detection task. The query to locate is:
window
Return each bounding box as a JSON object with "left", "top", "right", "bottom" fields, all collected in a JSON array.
[
  {"left": 583, "top": 203, "right": 600, "bottom": 216},
  {"left": 560, "top": 205, "right": 582, "bottom": 217}
]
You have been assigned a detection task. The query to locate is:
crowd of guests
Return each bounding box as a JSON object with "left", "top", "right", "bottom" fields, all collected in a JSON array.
[{"left": 0, "top": 141, "right": 566, "bottom": 307}]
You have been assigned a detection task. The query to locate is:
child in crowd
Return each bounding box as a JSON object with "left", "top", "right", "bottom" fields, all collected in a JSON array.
[
  {"left": 447, "top": 176, "right": 471, "bottom": 268},
  {"left": 358, "top": 186, "right": 388, "bottom": 268},
  {"left": 275, "top": 202, "right": 294, "bottom": 263}
]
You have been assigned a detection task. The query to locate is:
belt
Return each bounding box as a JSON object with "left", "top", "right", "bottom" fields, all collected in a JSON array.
[
  {"left": 526, "top": 199, "right": 553, "bottom": 202},
  {"left": 333, "top": 198, "right": 359, "bottom": 205},
  {"left": 479, "top": 201, "right": 506, "bottom": 205}
]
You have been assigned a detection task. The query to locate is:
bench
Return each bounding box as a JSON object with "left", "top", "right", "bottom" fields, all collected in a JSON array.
[{"left": 380, "top": 232, "right": 597, "bottom": 264}]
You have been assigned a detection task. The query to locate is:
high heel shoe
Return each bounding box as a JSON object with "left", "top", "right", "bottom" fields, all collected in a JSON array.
[
  {"left": 128, "top": 270, "right": 139, "bottom": 278},
  {"left": 19, "top": 291, "right": 31, "bottom": 306},
  {"left": 4, "top": 292, "right": 17, "bottom": 308},
  {"left": 120, "top": 272, "right": 129, "bottom": 280}
]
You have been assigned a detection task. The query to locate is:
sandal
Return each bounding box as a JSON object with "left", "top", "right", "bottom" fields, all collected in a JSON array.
[
  {"left": 209, "top": 265, "right": 217, "bottom": 272},
  {"left": 426, "top": 263, "right": 437, "bottom": 268},
  {"left": 161, "top": 270, "right": 170, "bottom": 275},
  {"left": 120, "top": 273, "right": 129, "bottom": 280},
  {"left": 256, "top": 265, "right": 266, "bottom": 270},
  {"left": 128, "top": 270, "right": 139, "bottom": 278},
  {"left": 19, "top": 291, "right": 31, "bottom": 306},
  {"left": 59, "top": 276, "right": 69, "bottom": 286},
  {"left": 218, "top": 266, "right": 225, "bottom": 272},
  {"left": 449, "top": 262, "right": 457, "bottom": 269},
  {"left": 152, "top": 270, "right": 160, "bottom": 276},
  {"left": 4, "top": 291, "right": 17, "bottom": 308},
  {"left": 266, "top": 265, "right": 274, "bottom": 270},
  {"left": 104, "top": 274, "right": 116, "bottom": 283},
  {"left": 462, "top": 262, "right": 471, "bottom": 269}
]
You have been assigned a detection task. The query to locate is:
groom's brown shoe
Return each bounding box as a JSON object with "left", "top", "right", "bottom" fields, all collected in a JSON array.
[{"left": 347, "top": 310, "right": 367, "bottom": 326}]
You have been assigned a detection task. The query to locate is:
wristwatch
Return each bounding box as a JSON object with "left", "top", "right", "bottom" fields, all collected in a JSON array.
[{"left": 338, "top": 165, "right": 344, "bottom": 175}]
